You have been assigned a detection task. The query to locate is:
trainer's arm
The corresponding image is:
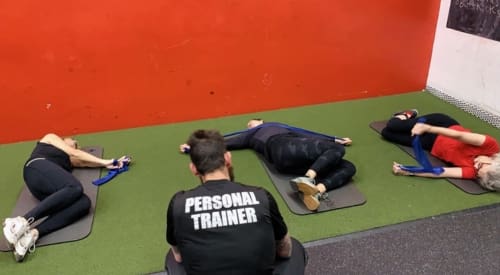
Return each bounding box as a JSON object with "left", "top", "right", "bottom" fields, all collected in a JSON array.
[
  {"left": 266, "top": 190, "right": 292, "bottom": 258},
  {"left": 171, "top": 246, "right": 183, "bottom": 263},
  {"left": 411, "top": 123, "right": 486, "bottom": 146},
  {"left": 166, "top": 194, "right": 182, "bottom": 262},
  {"left": 276, "top": 233, "right": 292, "bottom": 258}
]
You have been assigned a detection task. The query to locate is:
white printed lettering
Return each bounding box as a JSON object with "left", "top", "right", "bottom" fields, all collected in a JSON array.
[
  {"left": 191, "top": 213, "right": 201, "bottom": 230},
  {"left": 194, "top": 197, "right": 203, "bottom": 212},
  {"left": 185, "top": 198, "right": 194, "bottom": 213},
  {"left": 191, "top": 207, "right": 258, "bottom": 230},
  {"left": 186, "top": 192, "right": 261, "bottom": 230},
  {"left": 212, "top": 195, "right": 222, "bottom": 209}
]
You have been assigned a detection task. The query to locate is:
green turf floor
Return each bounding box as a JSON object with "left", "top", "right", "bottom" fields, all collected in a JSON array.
[{"left": 1, "top": 91, "right": 499, "bottom": 274}]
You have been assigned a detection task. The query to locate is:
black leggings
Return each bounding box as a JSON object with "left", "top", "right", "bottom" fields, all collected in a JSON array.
[
  {"left": 381, "top": 113, "right": 460, "bottom": 150},
  {"left": 267, "top": 134, "right": 356, "bottom": 191},
  {"left": 23, "top": 159, "right": 91, "bottom": 237}
]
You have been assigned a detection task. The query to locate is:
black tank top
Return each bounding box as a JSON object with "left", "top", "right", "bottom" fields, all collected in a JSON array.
[{"left": 28, "top": 142, "right": 72, "bottom": 172}]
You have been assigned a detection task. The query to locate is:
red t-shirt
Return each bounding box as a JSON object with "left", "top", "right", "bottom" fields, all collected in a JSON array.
[{"left": 430, "top": 125, "right": 499, "bottom": 179}]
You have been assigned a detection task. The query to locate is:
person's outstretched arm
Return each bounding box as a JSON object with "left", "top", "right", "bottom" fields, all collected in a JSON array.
[
  {"left": 166, "top": 193, "right": 183, "bottom": 262},
  {"left": 224, "top": 130, "right": 253, "bottom": 150},
  {"left": 335, "top": 137, "right": 352, "bottom": 145},
  {"left": 40, "top": 133, "right": 127, "bottom": 169},
  {"left": 292, "top": 128, "right": 353, "bottom": 146},
  {"left": 392, "top": 162, "right": 463, "bottom": 178},
  {"left": 412, "top": 123, "right": 486, "bottom": 146},
  {"left": 179, "top": 129, "right": 254, "bottom": 154}
]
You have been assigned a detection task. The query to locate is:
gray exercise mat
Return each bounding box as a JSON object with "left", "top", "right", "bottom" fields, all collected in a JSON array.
[
  {"left": 370, "top": 120, "right": 489, "bottom": 195},
  {"left": 0, "top": 146, "right": 102, "bottom": 251},
  {"left": 257, "top": 154, "right": 366, "bottom": 215}
]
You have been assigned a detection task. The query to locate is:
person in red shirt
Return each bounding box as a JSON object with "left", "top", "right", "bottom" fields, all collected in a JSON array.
[{"left": 381, "top": 110, "right": 500, "bottom": 191}]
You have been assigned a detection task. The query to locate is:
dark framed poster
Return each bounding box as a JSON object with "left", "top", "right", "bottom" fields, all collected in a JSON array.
[{"left": 447, "top": 0, "right": 500, "bottom": 42}]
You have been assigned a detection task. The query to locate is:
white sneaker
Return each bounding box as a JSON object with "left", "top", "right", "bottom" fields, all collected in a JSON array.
[
  {"left": 2, "top": 216, "right": 32, "bottom": 247},
  {"left": 14, "top": 229, "right": 38, "bottom": 262}
]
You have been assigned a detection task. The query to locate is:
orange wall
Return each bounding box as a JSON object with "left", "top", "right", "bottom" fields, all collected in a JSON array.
[{"left": 0, "top": 0, "right": 440, "bottom": 144}]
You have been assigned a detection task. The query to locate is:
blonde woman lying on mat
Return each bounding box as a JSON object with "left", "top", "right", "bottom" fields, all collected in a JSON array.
[{"left": 382, "top": 110, "right": 500, "bottom": 191}]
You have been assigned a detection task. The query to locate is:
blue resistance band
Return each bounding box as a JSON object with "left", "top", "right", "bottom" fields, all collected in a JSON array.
[
  {"left": 399, "top": 118, "right": 444, "bottom": 175},
  {"left": 183, "top": 123, "right": 339, "bottom": 154},
  {"left": 223, "top": 122, "right": 339, "bottom": 140},
  {"left": 92, "top": 157, "right": 131, "bottom": 186}
]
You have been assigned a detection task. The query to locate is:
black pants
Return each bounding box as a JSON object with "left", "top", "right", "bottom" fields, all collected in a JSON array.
[
  {"left": 23, "top": 159, "right": 91, "bottom": 237},
  {"left": 165, "top": 238, "right": 308, "bottom": 275},
  {"left": 267, "top": 133, "right": 356, "bottom": 191},
  {"left": 381, "top": 113, "right": 460, "bottom": 150}
]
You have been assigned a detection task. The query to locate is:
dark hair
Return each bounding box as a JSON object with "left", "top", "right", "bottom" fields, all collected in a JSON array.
[{"left": 187, "top": 129, "right": 226, "bottom": 175}]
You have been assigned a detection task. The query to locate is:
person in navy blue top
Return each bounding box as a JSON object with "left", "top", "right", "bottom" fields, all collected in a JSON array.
[
  {"left": 2, "top": 133, "right": 129, "bottom": 262},
  {"left": 168, "top": 129, "right": 306, "bottom": 275},
  {"left": 180, "top": 119, "right": 356, "bottom": 211}
]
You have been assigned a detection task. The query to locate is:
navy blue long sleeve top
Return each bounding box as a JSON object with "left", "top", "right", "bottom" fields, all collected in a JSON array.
[{"left": 224, "top": 123, "right": 335, "bottom": 160}]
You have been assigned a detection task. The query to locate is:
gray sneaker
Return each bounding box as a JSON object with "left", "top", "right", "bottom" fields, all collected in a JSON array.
[
  {"left": 290, "top": 177, "right": 316, "bottom": 192},
  {"left": 290, "top": 177, "right": 321, "bottom": 211}
]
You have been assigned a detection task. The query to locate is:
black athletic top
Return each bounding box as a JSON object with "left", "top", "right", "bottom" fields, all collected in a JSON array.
[
  {"left": 224, "top": 123, "right": 332, "bottom": 160},
  {"left": 166, "top": 180, "right": 288, "bottom": 275},
  {"left": 27, "top": 142, "right": 72, "bottom": 172}
]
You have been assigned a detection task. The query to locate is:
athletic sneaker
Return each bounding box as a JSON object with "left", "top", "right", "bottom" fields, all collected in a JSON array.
[
  {"left": 290, "top": 177, "right": 322, "bottom": 211},
  {"left": 14, "top": 229, "right": 38, "bottom": 262},
  {"left": 306, "top": 192, "right": 331, "bottom": 211},
  {"left": 393, "top": 109, "right": 418, "bottom": 119},
  {"left": 290, "top": 177, "right": 316, "bottom": 192},
  {"left": 2, "top": 216, "right": 32, "bottom": 247}
]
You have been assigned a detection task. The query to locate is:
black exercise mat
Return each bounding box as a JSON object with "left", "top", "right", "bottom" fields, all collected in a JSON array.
[
  {"left": 0, "top": 146, "right": 102, "bottom": 251},
  {"left": 370, "top": 120, "right": 489, "bottom": 195},
  {"left": 164, "top": 237, "right": 306, "bottom": 275},
  {"left": 257, "top": 154, "right": 366, "bottom": 215}
]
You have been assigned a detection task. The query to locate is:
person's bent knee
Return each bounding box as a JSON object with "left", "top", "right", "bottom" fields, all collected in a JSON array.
[
  {"left": 67, "top": 182, "right": 84, "bottom": 196},
  {"left": 344, "top": 161, "right": 357, "bottom": 178},
  {"left": 381, "top": 127, "right": 391, "bottom": 140},
  {"left": 79, "top": 194, "right": 92, "bottom": 214},
  {"left": 335, "top": 144, "right": 346, "bottom": 156}
]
